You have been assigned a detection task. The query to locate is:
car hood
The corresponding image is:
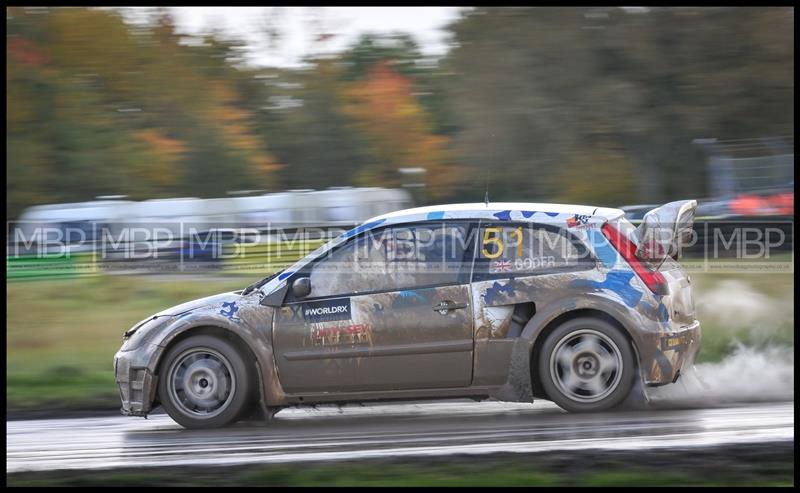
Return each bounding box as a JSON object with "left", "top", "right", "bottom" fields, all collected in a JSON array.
[{"left": 154, "top": 291, "right": 243, "bottom": 317}]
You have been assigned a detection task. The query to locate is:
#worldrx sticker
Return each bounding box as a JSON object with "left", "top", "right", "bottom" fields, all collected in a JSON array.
[{"left": 302, "top": 298, "right": 352, "bottom": 323}]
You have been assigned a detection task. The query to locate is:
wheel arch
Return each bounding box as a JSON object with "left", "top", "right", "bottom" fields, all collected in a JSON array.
[
  {"left": 152, "top": 325, "right": 264, "bottom": 413},
  {"left": 528, "top": 308, "right": 642, "bottom": 399}
]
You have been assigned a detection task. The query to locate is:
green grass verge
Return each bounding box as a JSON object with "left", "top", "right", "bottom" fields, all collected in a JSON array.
[
  {"left": 6, "top": 445, "right": 795, "bottom": 486},
  {"left": 6, "top": 274, "right": 253, "bottom": 411},
  {"left": 6, "top": 264, "right": 794, "bottom": 412},
  {"left": 689, "top": 270, "right": 794, "bottom": 363}
]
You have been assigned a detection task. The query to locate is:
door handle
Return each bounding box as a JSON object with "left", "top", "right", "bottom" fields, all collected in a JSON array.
[{"left": 432, "top": 300, "right": 468, "bottom": 315}]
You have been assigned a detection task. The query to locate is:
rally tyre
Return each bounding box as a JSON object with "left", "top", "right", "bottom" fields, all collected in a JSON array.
[
  {"left": 158, "top": 334, "right": 253, "bottom": 429},
  {"left": 538, "top": 317, "right": 636, "bottom": 413}
]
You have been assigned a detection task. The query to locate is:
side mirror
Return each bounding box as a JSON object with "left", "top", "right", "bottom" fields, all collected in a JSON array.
[{"left": 291, "top": 277, "right": 311, "bottom": 299}]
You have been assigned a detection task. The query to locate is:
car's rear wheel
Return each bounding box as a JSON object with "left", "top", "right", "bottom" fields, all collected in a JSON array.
[
  {"left": 158, "top": 334, "right": 252, "bottom": 429},
  {"left": 538, "top": 317, "right": 636, "bottom": 412}
]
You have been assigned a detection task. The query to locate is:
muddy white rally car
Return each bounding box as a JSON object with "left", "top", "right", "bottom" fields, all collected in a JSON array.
[{"left": 115, "top": 201, "right": 701, "bottom": 428}]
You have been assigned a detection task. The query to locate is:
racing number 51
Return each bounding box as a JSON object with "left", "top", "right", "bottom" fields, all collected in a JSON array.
[{"left": 481, "top": 226, "right": 523, "bottom": 259}]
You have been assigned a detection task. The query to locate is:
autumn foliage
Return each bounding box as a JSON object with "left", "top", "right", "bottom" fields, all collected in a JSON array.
[
  {"left": 6, "top": 7, "right": 794, "bottom": 220},
  {"left": 341, "top": 61, "right": 461, "bottom": 198}
]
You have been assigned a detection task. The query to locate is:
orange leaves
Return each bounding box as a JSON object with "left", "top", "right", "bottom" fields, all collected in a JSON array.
[
  {"left": 134, "top": 130, "right": 187, "bottom": 188},
  {"left": 343, "top": 61, "right": 417, "bottom": 122},
  {"left": 6, "top": 7, "right": 286, "bottom": 212},
  {"left": 7, "top": 38, "right": 47, "bottom": 67},
  {"left": 136, "top": 129, "right": 186, "bottom": 159},
  {"left": 341, "top": 61, "right": 461, "bottom": 198},
  {"left": 203, "top": 81, "right": 283, "bottom": 183}
]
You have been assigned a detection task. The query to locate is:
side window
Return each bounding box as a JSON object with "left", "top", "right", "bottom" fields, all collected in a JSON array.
[
  {"left": 307, "top": 222, "right": 471, "bottom": 298},
  {"left": 473, "top": 223, "right": 593, "bottom": 280}
]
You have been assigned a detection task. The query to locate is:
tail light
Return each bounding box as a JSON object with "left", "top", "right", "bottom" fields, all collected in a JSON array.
[{"left": 601, "top": 222, "right": 669, "bottom": 295}]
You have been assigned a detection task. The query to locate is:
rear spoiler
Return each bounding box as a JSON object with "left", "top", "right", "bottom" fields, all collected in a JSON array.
[{"left": 635, "top": 200, "right": 698, "bottom": 261}]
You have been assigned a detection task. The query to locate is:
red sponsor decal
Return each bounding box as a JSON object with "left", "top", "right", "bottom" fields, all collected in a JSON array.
[{"left": 311, "top": 323, "right": 370, "bottom": 342}]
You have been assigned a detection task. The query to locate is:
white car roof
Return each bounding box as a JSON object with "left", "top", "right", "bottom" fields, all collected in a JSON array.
[{"left": 372, "top": 202, "right": 624, "bottom": 222}]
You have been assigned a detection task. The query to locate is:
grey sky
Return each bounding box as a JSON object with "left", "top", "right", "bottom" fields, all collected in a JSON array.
[{"left": 165, "top": 7, "right": 466, "bottom": 68}]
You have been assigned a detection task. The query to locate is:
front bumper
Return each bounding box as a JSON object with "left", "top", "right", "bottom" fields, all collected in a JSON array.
[
  {"left": 643, "top": 319, "right": 702, "bottom": 386},
  {"left": 114, "top": 347, "right": 159, "bottom": 417}
]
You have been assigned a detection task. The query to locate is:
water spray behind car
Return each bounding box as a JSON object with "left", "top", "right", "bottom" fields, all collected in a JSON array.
[{"left": 647, "top": 279, "right": 794, "bottom": 407}]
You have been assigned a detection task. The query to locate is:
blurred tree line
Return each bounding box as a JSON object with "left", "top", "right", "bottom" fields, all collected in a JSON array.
[{"left": 6, "top": 7, "right": 794, "bottom": 220}]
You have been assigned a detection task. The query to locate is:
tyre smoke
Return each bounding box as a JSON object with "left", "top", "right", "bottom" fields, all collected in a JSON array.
[
  {"left": 646, "top": 278, "right": 794, "bottom": 407},
  {"left": 647, "top": 343, "right": 794, "bottom": 406}
]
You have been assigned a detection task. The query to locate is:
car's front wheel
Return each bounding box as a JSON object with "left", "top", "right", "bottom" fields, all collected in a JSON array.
[
  {"left": 158, "top": 334, "right": 253, "bottom": 429},
  {"left": 538, "top": 317, "right": 636, "bottom": 412}
]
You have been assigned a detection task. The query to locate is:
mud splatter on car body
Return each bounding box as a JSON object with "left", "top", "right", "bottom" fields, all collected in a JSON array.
[{"left": 114, "top": 201, "right": 700, "bottom": 421}]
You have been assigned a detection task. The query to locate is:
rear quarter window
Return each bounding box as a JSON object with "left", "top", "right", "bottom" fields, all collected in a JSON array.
[{"left": 473, "top": 223, "right": 593, "bottom": 280}]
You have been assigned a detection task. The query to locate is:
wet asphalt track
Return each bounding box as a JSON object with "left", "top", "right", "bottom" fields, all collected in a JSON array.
[{"left": 6, "top": 399, "right": 793, "bottom": 473}]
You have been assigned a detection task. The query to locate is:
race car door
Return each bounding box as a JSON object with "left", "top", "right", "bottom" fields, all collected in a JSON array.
[{"left": 272, "top": 221, "right": 475, "bottom": 394}]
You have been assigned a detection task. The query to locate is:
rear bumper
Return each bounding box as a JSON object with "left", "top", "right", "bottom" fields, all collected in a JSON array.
[{"left": 642, "top": 319, "right": 702, "bottom": 386}]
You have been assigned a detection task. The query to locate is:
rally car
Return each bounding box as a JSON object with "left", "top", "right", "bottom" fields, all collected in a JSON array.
[{"left": 114, "top": 201, "right": 701, "bottom": 429}]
